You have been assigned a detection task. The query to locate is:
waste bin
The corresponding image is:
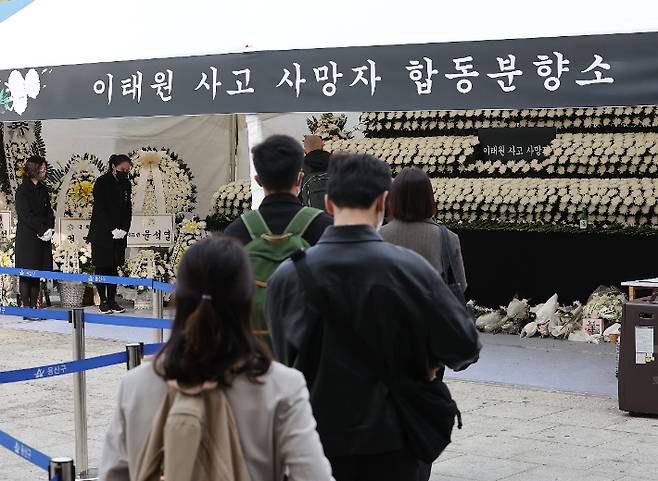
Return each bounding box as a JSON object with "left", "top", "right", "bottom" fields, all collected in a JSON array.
[{"left": 618, "top": 296, "right": 658, "bottom": 415}]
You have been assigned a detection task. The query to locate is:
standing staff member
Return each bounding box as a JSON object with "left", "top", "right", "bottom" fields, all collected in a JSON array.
[
  {"left": 15, "top": 155, "right": 55, "bottom": 309},
  {"left": 88, "top": 154, "right": 132, "bottom": 314}
]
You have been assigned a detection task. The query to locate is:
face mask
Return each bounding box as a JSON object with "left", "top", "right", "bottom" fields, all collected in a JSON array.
[{"left": 116, "top": 171, "right": 128, "bottom": 181}]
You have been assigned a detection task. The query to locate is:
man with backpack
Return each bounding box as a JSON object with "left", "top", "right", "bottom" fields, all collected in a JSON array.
[
  {"left": 224, "top": 135, "right": 333, "bottom": 336},
  {"left": 300, "top": 134, "right": 331, "bottom": 212},
  {"left": 266, "top": 153, "right": 481, "bottom": 481}
]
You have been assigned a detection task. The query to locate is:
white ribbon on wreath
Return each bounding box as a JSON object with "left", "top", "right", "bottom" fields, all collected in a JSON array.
[
  {"left": 133, "top": 150, "right": 168, "bottom": 214},
  {"left": 2, "top": 124, "right": 27, "bottom": 193},
  {"left": 55, "top": 158, "right": 102, "bottom": 219}
]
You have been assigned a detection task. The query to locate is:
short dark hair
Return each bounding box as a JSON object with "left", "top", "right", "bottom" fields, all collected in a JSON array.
[
  {"left": 109, "top": 153, "right": 132, "bottom": 171},
  {"left": 389, "top": 167, "right": 436, "bottom": 222},
  {"left": 23, "top": 155, "right": 47, "bottom": 181},
  {"left": 327, "top": 153, "right": 391, "bottom": 208},
  {"left": 155, "top": 235, "right": 271, "bottom": 387},
  {"left": 252, "top": 135, "right": 304, "bottom": 191}
]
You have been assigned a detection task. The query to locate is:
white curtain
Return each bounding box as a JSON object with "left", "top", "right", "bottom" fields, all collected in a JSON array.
[{"left": 40, "top": 115, "right": 235, "bottom": 217}]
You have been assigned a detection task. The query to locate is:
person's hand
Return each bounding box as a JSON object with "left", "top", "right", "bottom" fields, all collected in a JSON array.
[
  {"left": 38, "top": 228, "right": 54, "bottom": 242},
  {"left": 428, "top": 367, "right": 439, "bottom": 382},
  {"left": 112, "top": 229, "right": 127, "bottom": 240}
]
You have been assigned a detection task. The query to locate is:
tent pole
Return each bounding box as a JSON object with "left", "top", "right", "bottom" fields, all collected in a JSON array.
[
  {"left": 229, "top": 114, "right": 238, "bottom": 182},
  {"left": 245, "top": 114, "right": 265, "bottom": 210}
]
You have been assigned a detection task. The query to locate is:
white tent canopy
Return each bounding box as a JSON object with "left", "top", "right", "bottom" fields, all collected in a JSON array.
[
  {"left": 0, "top": 0, "right": 656, "bottom": 71},
  {"left": 2, "top": 0, "right": 657, "bottom": 210}
]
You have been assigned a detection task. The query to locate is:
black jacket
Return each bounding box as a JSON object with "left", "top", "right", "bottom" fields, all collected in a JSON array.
[
  {"left": 303, "top": 149, "right": 331, "bottom": 176},
  {"left": 15, "top": 180, "right": 55, "bottom": 270},
  {"left": 87, "top": 172, "right": 132, "bottom": 267},
  {"left": 223, "top": 193, "right": 332, "bottom": 246},
  {"left": 266, "top": 225, "right": 480, "bottom": 457}
]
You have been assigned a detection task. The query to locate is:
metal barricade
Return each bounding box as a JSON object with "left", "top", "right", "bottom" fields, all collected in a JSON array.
[
  {"left": 49, "top": 457, "right": 75, "bottom": 481},
  {"left": 0, "top": 266, "right": 172, "bottom": 479},
  {"left": 69, "top": 308, "right": 89, "bottom": 477}
]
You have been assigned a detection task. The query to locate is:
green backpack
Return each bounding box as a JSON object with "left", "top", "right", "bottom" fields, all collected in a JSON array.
[{"left": 242, "top": 207, "right": 322, "bottom": 336}]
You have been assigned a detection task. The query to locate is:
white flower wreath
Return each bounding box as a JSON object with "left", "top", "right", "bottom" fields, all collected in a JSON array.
[{"left": 129, "top": 147, "right": 197, "bottom": 222}]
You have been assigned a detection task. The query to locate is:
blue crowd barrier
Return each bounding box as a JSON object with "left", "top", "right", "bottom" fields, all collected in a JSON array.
[
  {"left": 0, "top": 266, "right": 175, "bottom": 290},
  {"left": 0, "top": 428, "right": 52, "bottom": 471},
  {"left": 0, "top": 351, "right": 126, "bottom": 384},
  {"left": 0, "top": 342, "right": 165, "bottom": 384},
  {"left": 0, "top": 305, "right": 173, "bottom": 330},
  {"left": 84, "top": 312, "right": 172, "bottom": 330},
  {"left": 0, "top": 306, "right": 70, "bottom": 321},
  {"left": 143, "top": 342, "right": 164, "bottom": 355},
  {"left": 153, "top": 280, "right": 175, "bottom": 293}
]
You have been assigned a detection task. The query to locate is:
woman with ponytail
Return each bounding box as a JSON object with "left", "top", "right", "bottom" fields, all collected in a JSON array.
[{"left": 100, "top": 236, "right": 334, "bottom": 481}]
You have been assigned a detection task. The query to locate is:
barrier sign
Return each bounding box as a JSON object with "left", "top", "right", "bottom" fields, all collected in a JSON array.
[{"left": 127, "top": 214, "right": 174, "bottom": 247}]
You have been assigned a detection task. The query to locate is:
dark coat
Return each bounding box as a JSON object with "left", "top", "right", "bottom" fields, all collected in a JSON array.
[
  {"left": 303, "top": 149, "right": 331, "bottom": 176},
  {"left": 15, "top": 180, "right": 55, "bottom": 270},
  {"left": 266, "top": 225, "right": 480, "bottom": 458},
  {"left": 87, "top": 172, "right": 132, "bottom": 267}
]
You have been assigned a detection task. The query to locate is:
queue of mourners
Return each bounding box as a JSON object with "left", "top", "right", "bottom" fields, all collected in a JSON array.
[{"left": 88, "top": 133, "right": 481, "bottom": 481}]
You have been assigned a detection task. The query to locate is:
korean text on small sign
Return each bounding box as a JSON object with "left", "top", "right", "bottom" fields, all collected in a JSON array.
[
  {"left": 127, "top": 215, "right": 175, "bottom": 247},
  {"left": 57, "top": 218, "right": 91, "bottom": 247}
]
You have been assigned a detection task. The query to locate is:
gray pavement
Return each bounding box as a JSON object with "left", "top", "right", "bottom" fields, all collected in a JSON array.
[
  {"left": 0, "top": 321, "right": 654, "bottom": 481},
  {"left": 447, "top": 332, "right": 618, "bottom": 397}
]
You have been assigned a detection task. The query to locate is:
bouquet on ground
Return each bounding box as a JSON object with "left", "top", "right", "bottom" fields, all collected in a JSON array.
[{"left": 52, "top": 239, "right": 93, "bottom": 274}]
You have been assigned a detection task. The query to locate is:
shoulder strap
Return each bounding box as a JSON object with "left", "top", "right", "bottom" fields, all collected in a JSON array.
[
  {"left": 285, "top": 207, "right": 322, "bottom": 236},
  {"left": 438, "top": 224, "right": 457, "bottom": 285},
  {"left": 241, "top": 210, "right": 271, "bottom": 240}
]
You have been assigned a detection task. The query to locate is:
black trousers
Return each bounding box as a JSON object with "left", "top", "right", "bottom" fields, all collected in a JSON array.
[
  {"left": 19, "top": 277, "right": 40, "bottom": 308},
  {"left": 417, "top": 461, "right": 432, "bottom": 481},
  {"left": 95, "top": 265, "right": 118, "bottom": 304},
  {"left": 330, "top": 450, "right": 420, "bottom": 481}
]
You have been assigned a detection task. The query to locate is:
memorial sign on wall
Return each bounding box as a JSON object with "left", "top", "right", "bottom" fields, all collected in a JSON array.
[{"left": 478, "top": 127, "right": 557, "bottom": 161}]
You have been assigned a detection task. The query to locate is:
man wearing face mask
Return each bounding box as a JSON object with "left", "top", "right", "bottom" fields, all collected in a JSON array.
[
  {"left": 87, "top": 154, "right": 133, "bottom": 314},
  {"left": 267, "top": 154, "right": 480, "bottom": 481}
]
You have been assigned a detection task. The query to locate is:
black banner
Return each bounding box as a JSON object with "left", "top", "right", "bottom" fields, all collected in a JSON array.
[
  {"left": 478, "top": 127, "right": 557, "bottom": 161},
  {"left": 1, "top": 31, "right": 658, "bottom": 121}
]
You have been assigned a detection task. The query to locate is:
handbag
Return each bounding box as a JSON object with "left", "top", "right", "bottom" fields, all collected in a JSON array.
[{"left": 291, "top": 250, "right": 462, "bottom": 464}]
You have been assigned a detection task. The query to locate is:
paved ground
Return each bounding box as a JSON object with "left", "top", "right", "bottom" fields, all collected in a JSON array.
[
  {"left": 447, "top": 332, "right": 618, "bottom": 396},
  {"left": 0, "top": 324, "right": 655, "bottom": 481}
]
